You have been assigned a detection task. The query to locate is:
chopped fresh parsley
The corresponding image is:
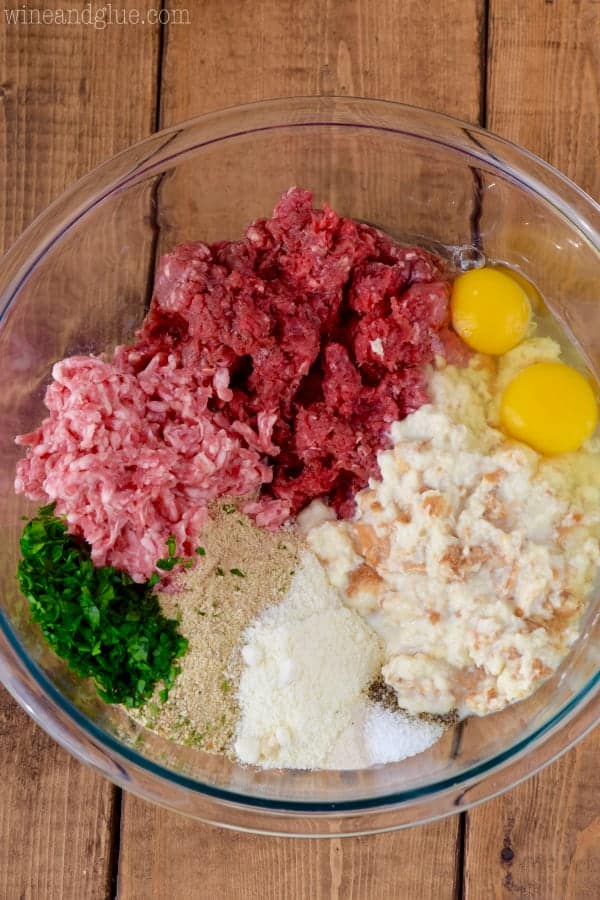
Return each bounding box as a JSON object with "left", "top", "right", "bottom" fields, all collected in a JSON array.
[
  {"left": 229, "top": 568, "right": 245, "bottom": 577},
  {"left": 222, "top": 503, "right": 236, "bottom": 514},
  {"left": 156, "top": 555, "right": 183, "bottom": 571},
  {"left": 17, "top": 505, "right": 188, "bottom": 708},
  {"left": 156, "top": 535, "right": 188, "bottom": 571},
  {"left": 215, "top": 566, "right": 225, "bottom": 576},
  {"left": 195, "top": 546, "right": 206, "bottom": 556}
]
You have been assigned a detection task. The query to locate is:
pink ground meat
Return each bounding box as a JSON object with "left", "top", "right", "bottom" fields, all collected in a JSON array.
[{"left": 15, "top": 355, "right": 271, "bottom": 582}]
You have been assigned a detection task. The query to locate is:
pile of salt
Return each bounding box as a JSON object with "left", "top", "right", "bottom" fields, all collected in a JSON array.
[{"left": 327, "top": 702, "right": 444, "bottom": 770}]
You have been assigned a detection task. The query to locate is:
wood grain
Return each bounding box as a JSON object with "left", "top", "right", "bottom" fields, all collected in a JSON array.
[
  {"left": 0, "top": 4, "right": 159, "bottom": 250},
  {"left": 153, "top": 0, "right": 486, "bottom": 258},
  {"left": 159, "top": 0, "right": 484, "bottom": 122},
  {"left": 464, "top": 2, "right": 600, "bottom": 898},
  {"left": 118, "top": 2, "right": 484, "bottom": 897},
  {"left": 464, "top": 729, "right": 600, "bottom": 900},
  {"left": 4, "top": 2, "right": 598, "bottom": 899},
  {"left": 487, "top": 0, "right": 600, "bottom": 200},
  {"left": 0, "top": 695, "right": 117, "bottom": 900},
  {"left": 0, "top": 5, "right": 160, "bottom": 898},
  {"left": 118, "top": 803, "right": 459, "bottom": 900}
]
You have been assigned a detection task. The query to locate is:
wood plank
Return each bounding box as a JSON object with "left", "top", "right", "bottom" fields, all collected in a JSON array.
[
  {"left": 119, "top": 1, "right": 484, "bottom": 895},
  {"left": 0, "top": 5, "right": 160, "bottom": 898},
  {"left": 464, "top": 729, "right": 600, "bottom": 900},
  {"left": 153, "top": 0, "right": 486, "bottom": 255},
  {"left": 0, "top": 695, "right": 117, "bottom": 900},
  {"left": 465, "top": 2, "right": 600, "bottom": 898},
  {"left": 486, "top": 0, "right": 600, "bottom": 199},
  {"left": 158, "top": 0, "right": 483, "bottom": 121},
  {"left": 0, "top": 5, "right": 159, "bottom": 249},
  {"left": 118, "top": 804, "right": 458, "bottom": 900}
]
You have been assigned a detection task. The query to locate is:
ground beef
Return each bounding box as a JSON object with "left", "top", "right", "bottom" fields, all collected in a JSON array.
[
  {"left": 134, "top": 187, "right": 461, "bottom": 521},
  {"left": 15, "top": 187, "right": 465, "bottom": 578}
]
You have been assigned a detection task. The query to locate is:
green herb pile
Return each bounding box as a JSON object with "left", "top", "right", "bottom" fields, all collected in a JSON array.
[{"left": 17, "top": 504, "right": 188, "bottom": 708}]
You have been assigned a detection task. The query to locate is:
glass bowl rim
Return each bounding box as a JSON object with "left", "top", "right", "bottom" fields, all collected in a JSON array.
[{"left": 1, "top": 95, "right": 599, "bottom": 822}]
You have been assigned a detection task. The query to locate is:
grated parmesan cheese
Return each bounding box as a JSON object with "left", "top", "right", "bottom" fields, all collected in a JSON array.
[{"left": 234, "top": 550, "right": 383, "bottom": 769}]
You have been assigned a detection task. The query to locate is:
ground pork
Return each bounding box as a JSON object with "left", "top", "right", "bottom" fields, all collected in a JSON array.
[{"left": 15, "top": 354, "right": 271, "bottom": 581}]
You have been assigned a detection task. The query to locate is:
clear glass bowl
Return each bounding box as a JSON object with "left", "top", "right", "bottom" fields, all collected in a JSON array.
[{"left": 1, "top": 97, "right": 599, "bottom": 836}]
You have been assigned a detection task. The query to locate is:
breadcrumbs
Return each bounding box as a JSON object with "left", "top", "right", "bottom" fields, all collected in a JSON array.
[{"left": 129, "top": 501, "right": 298, "bottom": 753}]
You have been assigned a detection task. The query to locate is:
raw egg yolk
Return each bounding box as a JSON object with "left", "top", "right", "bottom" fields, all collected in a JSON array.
[
  {"left": 500, "top": 361, "right": 598, "bottom": 455},
  {"left": 451, "top": 266, "right": 531, "bottom": 355}
]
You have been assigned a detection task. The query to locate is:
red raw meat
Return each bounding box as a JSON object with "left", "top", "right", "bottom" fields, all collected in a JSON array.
[{"left": 137, "top": 187, "right": 460, "bottom": 522}]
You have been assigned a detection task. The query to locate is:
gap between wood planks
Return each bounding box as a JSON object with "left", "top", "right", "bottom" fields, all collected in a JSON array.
[
  {"left": 143, "top": 0, "right": 169, "bottom": 313},
  {"left": 109, "top": 5, "right": 167, "bottom": 896},
  {"left": 456, "top": 1, "right": 489, "bottom": 895}
]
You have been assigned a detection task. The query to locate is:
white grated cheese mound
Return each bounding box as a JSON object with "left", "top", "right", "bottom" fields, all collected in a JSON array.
[{"left": 234, "top": 550, "right": 383, "bottom": 769}]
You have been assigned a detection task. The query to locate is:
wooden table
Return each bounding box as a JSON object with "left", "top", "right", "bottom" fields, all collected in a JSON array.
[{"left": 1, "top": 2, "right": 599, "bottom": 897}]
